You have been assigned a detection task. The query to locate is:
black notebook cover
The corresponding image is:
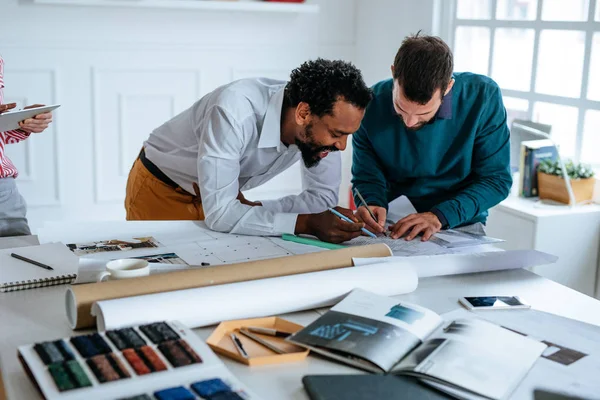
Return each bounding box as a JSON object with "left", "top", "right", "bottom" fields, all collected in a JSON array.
[{"left": 302, "top": 374, "right": 452, "bottom": 400}]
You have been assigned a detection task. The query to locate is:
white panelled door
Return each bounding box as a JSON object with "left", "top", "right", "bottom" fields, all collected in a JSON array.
[{"left": 92, "top": 69, "right": 199, "bottom": 203}]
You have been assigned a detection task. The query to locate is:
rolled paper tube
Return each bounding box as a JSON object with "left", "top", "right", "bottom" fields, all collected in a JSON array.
[
  {"left": 66, "top": 243, "right": 392, "bottom": 329},
  {"left": 92, "top": 262, "right": 418, "bottom": 331}
]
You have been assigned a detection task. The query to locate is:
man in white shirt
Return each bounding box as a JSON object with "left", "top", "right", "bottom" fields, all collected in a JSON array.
[{"left": 125, "top": 59, "right": 372, "bottom": 243}]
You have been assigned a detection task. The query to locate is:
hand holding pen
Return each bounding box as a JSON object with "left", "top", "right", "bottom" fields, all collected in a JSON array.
[
  {"left": 353, "top": 188, "right": 388, "bottom": 236},
  {"left": 327, "top": 208, "right": 377, "bottom": 239},
  {"left": 295, "top": 206, "right": 365, "bottom": 244}
]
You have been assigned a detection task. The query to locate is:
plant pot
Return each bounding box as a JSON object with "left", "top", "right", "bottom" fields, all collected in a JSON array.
[{"left": 537, "top": 171, "right": 595, "bottom": 205}]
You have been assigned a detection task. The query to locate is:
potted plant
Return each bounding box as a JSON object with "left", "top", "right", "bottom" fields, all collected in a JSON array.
[{"left": 537, "top": 159, "right": 596, "bottom": 204}]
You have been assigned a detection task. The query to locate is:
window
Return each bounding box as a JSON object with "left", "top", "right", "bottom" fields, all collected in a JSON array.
[{"left": 447, "top": 0, "right": 600, "bottom": 168}]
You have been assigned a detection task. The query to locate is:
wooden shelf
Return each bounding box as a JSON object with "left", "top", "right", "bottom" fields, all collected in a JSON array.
[{"left": 32, "top": 0, "right": 320, "bottom": 13}]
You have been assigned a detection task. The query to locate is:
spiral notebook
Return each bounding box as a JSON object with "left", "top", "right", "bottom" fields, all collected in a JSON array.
[{"left": 0, "top": 243, "right": 78, "bottom": 292}]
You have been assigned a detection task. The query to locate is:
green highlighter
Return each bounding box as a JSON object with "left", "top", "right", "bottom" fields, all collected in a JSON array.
[{"left": 281, "top": 234, "right": 346, "bottom": 250}]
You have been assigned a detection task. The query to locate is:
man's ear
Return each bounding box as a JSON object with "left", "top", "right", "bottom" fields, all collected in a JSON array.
[
  {"left": 390, "top": 65, "right": 395, "bottom": 77},
  {"left": 295, "top": 102, "right": 311, "bottom": 125},
  {"left": 445, "top": 79, "right": 455, "bottom": 96}
]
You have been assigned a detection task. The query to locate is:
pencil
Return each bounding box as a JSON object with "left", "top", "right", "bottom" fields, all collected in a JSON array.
[
  {"left": 10, "top": 253, "right": 54, "bottom": 271},
  {"left": 327, "top": 208, "right": 377, "bottom": 239},
  {"left": 353, "top": 188, "right": 388, "bottom": 237}
]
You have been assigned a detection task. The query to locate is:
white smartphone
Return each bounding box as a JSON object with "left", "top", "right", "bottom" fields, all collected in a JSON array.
[{"left": 459, "top": 296, "right": 531, "bottom": 310}]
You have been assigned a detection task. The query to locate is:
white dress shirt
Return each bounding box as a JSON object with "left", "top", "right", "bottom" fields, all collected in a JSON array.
[{"left": 144, "top": 78, "right": 341, "bottom": 236}]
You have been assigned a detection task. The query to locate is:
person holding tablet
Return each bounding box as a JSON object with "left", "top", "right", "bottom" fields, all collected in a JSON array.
[{"left": 0, "top": 55, "right": 54, "bottom": 236}]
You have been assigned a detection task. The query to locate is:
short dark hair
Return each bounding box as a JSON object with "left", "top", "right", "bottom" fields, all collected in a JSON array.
[
  {"left": 284, "top": 58, "right": 372, "bottom": 117},
  {"left": 393, "top": 32, "right": 453, "bottom": 104}
]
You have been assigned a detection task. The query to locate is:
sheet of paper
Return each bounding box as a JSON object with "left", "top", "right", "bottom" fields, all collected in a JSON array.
[
  {"left": 74, "top": 241, "right": 237, "bottom": 284},
  {"left": 386, "top": 195, "right": 417, "bottom": 223},
  {"left": 267, "top": 237, "right": 324, "bottom": 254},
  {"left": 433, "top": 232, "right": 468, "bottom": 244},
  {"left": 91, "top": 262, "right": 418, "bottom": 331},
  {"left": 352, "top": 249, "right": 558, "bottom": 278},
  {"left": 0, "top": 235, "right": 39, "bottom": 249},
  {"left": 442, "top": 308, "right": 600, "bottom": 399},
  {"left": 41, "top": 221, "right": 329, "bottom": 285},
  {"left": 40, "top": 221, "right": 320, "bottom": 263},
  {"left": 399, "top": 315, "right": 546, "bottom": 400},
  {"left": 38, "top": 221, "right": 217, "bottom": 245},
  {"left": 429, "top": 229, "right": 504, "bottom": 248},
  {"left": 345, "top": 235, "right": 450, "bottom": 257},
  {"left": 0, "top": 243, "right": 79, "bottom": 285},
  {"left": 75, "top": 258, "right": 206, "bottom": 284}
]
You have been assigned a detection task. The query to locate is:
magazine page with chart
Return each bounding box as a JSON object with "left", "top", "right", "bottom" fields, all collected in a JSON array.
[
  {"left": 287, "top": 288, "right": 444, "bottom": 372},
  {"left": 288, "top": 289, "right": 547, "bottom": 400}
]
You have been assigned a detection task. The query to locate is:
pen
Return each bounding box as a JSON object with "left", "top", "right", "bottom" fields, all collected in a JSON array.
[
  {"left": 245, "top": 326, "right": 292, "bottom": 338},
  {"left": 239, "top": 329, "right": 286, "bottom": 354},
  {"left": 230, "top": 333, "right": 249, "bottom": 358},
  {"left": 353, "top": 188, "right": 388, "bottom": 237},
  {"left": 327, "top": 208, "right": 377, "bottom": 239},
  {"left": 10, "top": 253, "right": 54, "bottom": 271}
]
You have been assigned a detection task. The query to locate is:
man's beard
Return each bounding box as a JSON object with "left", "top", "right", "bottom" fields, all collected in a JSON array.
[
  {"left": 295, "top": 123, "right": 339, "bottom": 168},
  {"left": 401, "top": 115, "right": 435, "bottom": 131}
]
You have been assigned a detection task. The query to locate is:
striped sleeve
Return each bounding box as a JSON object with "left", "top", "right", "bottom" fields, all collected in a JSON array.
[{"left": 0, "top": 56, "right": 31, "bottom": 143}]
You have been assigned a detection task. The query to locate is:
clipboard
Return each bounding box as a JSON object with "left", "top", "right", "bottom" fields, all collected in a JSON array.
[{"left": 0, "top": 104, "right": 60, "bottom": 132}]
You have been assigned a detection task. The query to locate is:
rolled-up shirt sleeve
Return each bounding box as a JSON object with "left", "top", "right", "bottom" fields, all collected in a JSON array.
[{"left": 197, "top": 105, "right": 299, "bottom": 235}]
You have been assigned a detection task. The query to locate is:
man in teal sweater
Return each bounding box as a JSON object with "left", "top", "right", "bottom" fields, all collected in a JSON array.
[{"left": 352, "top": 34, "right": 512, "bottom": 241}]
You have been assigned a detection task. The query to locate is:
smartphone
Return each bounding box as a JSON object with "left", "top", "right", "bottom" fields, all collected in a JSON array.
[{"left": 459, "top": 296, "right": 531, "bottom": 310}]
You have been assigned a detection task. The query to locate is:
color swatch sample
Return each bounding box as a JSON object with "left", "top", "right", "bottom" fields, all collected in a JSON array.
[
  {"left": 158, "top": 340, "right": 202, "bottom": 368},
  {"left": 70, "top": 333, "right": 111, "bottom": 358},
  {"left": 122, "top": 346, "right": 167, "bottom": 374},
  {"left": 86, "top": 353, "right": 130, "bottom": 383},
  {"left": 191, "top": 378, "right": 232, "bottom": 398},
  {"left": 48, "top": 360, "right": 92, "bottom": 391},
  {"left": 107, "top": 328, "right": 147, "bottom": 350},
  {"left": 34, "top": 340, "right": 74, "bottom": 365},
  {"left": 30, "top": 325, "right": 189, "bottom": 391},
  {"left": 154, "top": 385, "right": 195, "bottom": 400},
  {"left": 140, "top": 322, "right": 180, "bottom": 344},
  {"left": 19, "top": 321, "right": 253, "bottom": 399}
]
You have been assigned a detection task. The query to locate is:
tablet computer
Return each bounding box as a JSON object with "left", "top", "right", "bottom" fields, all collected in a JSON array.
[{"left": 0, "top": 104, "right": 60, "bottom": 132}]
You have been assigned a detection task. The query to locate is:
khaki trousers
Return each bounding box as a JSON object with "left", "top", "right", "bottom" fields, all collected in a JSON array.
[{"left": 125, "top": 158, "right": 205, "bottom": 220}]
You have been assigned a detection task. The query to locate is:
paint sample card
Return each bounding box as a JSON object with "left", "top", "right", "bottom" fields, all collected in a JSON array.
[{"left": 18, "top": 321, "right": 260, "bottom": 400}]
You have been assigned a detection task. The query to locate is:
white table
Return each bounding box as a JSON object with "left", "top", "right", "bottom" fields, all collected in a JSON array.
[
  {"left": 487, "top": 196, "right": 600, "bottom": 298},
  {"left": 3, "top": 268, "right": 600, "bottom": 400}
]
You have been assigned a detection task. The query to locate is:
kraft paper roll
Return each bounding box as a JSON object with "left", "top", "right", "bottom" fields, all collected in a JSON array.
[
  {"left": 66, "top": 243, "right": 392, "bottom": 329},
  {"left": 91, "top": 262, "right": 418, "bottom": 331}
]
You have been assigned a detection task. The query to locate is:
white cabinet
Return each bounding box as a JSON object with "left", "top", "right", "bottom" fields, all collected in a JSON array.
[{"left": 486, "top": 196, "right": 600, "bottom": 298}]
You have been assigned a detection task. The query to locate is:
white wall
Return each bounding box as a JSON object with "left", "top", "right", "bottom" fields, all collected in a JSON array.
[
  {"left": 1, "top": 0, "right": 435, "bottom": 231},
  {"left": 338, "top": 0, "right": 436, "bottom": 208},
  {"left": 355, "top": 0, "right": 436, "bottom": 86}
]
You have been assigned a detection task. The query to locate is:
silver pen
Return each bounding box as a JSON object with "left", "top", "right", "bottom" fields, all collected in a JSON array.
[
  {"left": 239, "top": 329, "right": 286, "bottom": 354},
  {"left": 353, "top": 188, "right": 388, "bottom": 236},
  {"left": 245, "top": 326, "right": 291, "bottom": 338},
  {"left": 230, "top": 333, "right": 249, "bottom": 358}
]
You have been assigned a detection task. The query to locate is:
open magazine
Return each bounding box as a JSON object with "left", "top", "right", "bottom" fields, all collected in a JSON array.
[{"left": 287, "top": 289, "right": 546, "bottom": 400}]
